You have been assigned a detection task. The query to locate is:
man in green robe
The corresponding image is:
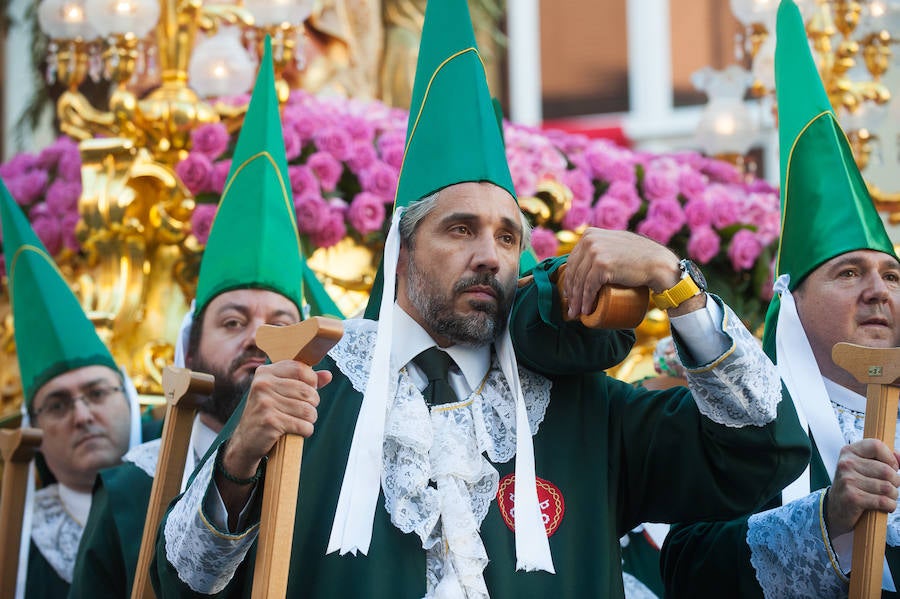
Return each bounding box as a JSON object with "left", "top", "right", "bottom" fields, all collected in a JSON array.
[
  {"left": 0, "top": 177, "right": 150, "bottom": 598},
  {"left": 151, "top": 1, "right": 810, "bottom": 597},
  {"left": 661, "top": 2, "right": 900, "bottom": 597}
]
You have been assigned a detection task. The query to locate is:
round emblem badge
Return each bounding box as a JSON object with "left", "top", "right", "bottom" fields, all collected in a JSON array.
[{"left": 496, "top": 474, "right": 565, "bottom": 537}]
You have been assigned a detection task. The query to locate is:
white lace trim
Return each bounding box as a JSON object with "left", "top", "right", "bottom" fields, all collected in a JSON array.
[
  {"left": 747, "top": 490, "right": 847, "bottom": 598},
  {"left": 123, "top": 438, "right": 162, "bottom": 477},
  {"left": 164, "top": 452, "right": 258, "bottom": 594},
  {"left": 683, "top": 302, "right": 781, "bottom": 428},
  {"left": 622, "top": 572, "right": 659, "bottom": 599},
  {"left": 30, "top": 484, "right": 83, "bottom": 583},
  {"left": 329, "top": 320, "right": 552, "bottom": 598}
]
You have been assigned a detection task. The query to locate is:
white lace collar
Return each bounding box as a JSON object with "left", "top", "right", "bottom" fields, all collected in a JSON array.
[
  {"left": 329, "top": 321, "right": 552, "bottom": 598},
  {"left": 30, "top": 483, "right": 84, "bottom": 583}
]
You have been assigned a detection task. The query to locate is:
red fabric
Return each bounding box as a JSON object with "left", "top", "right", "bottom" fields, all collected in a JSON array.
[{"left": 541, "top": 118, "right": 631, "bottom": 148}]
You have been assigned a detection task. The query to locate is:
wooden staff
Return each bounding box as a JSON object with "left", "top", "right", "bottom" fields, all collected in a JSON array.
[
  {"left": 832, "top": 342, "right": 900, "bottom": 599},
  {"left": 251, "top": 316, "right": 343, "bottom": 599},
  {"left": 131, "top": 367, "right": 215, "bottom": 599},
  {"left": 518, "top": 263, "right": 649, "bottom": 329},
  {"left": 0, "top": 427, "right": 42, "bottom": 599}
]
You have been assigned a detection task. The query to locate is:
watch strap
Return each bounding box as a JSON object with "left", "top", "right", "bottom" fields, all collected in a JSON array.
[{"left": 650, "top": 275, "right": 702, "bottom": 310}]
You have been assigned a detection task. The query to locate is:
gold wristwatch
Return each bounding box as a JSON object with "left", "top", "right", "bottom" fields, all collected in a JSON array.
[{"left": 650, "top": 259, "right": 707, "bottom": 310}]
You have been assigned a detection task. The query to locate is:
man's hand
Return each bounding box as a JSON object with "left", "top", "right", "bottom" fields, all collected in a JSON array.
[
  {"left": 826, "top": 439, "right": 900, "bottom": 538},
  {"left": 216, "top": 360, "right": 332, "bottom": 518},
  {"left": 563, "top": 228, "right": 691, "bottom": 319}
]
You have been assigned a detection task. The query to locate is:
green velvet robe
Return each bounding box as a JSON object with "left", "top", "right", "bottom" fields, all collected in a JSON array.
[
  {"left": 25, "top": 541, "right": 69, "bottom": 599},
  {"left": 151, "top": 285, "right": 810, "bottom": 598},
  {"left": 662, "top": 435, "right": 900, "bottom": 598},
  {"left": 69, "top": 282, "right": 636, "bottom": 597}
]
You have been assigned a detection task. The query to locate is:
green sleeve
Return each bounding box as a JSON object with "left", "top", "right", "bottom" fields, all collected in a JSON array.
[
  {"left": 68, "top": 481, "right": 128, "bottom": 599},
  {"left": 510, "top": 257, "right": 636, "bottom": 376},
  {"left": 610, "top": 380, "right": 810, "bottom": 528}
]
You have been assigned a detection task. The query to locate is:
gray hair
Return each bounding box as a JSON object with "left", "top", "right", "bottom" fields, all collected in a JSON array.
[{"left": 398, "top": 190, "right": 533, "bottom": 250}]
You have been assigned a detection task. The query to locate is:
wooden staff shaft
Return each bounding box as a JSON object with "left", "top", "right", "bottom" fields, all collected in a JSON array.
[
  {"left": 131, "top": 367, "right": 214, "bottom": 599},
  {"left": 832, "top": 342, "right": 900, "bottom": 599},
  {"left": 251, "top": 317, "right": 343, "bottom": 599},
  {"left": 0, "top": 428, "right": 42, "bottom": 599}
]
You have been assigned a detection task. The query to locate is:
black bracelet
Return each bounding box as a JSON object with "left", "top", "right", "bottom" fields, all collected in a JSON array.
[{"left": 215, "top": 439, "right": 267, "bottom": 485}]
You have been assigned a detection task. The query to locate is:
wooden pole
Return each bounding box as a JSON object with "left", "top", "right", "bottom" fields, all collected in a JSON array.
[
  {"left": 251, "top": 316, "right": 343, "bottom": 599},
  {"left": 832, "top": 342, "right": 900, "bottom": 599},
  {"left": 131, "top": 367, "right": 214, "bottom": 599},
  {"left": 0, "top": 427, "right": 43, "bottom": 599}
]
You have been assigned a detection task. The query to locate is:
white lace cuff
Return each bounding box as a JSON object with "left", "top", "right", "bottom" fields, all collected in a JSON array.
[
  {"left": 747, "top": 489, "right": 848, "bottom": 598},
  {"left": 679, "top": 297, "right": 781, "bottom": 428},
  {"left": 164, "top": 450, "right": 259, "bottom": 594}
]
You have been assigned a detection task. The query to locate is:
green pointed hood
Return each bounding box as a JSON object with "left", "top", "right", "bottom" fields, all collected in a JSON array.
[
  {"left": 393, "top": 0, "right": 515, "bottom": 208},
  {"left": 193, "top": 37, "right": 305, "bottom": 318},
  {"left": 763, "top": 0, "right": 896, "bottom": 357},
  {"left": 0, "top": 179, "right": 117, "bottom": 405}
]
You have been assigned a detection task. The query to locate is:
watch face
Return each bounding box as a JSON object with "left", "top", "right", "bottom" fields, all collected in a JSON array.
[{"left": 681, "top": 260, "right": 707, "bottom": 291}]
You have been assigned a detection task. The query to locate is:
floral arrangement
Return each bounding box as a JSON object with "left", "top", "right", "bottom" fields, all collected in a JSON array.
[{"left": 0, "top": 90, "right": 782, "bottom": 329}]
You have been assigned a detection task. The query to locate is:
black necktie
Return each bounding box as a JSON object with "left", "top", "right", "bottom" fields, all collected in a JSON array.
[{"left": 412, "top": 347, "right": 457, "bottom": 407}]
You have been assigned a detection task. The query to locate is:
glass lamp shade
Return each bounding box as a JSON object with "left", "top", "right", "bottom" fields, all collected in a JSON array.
[
  {"left": 693, "top": 66, "right": 759, "bottom": 156},
  {"left": 84, "top": 0, "right": 160, "bottom": 37},
  {"left": 188, "top": 28, "right": 256, "bottom": 98},
  {"left": 38, "top": 0, "right": 98, "bottom": 40},
  {"left": 244, "top": 0, "right": 315, "bottom": 26},
  {"left": 729, "top": 0, "right": 779, "bottom": 28}
]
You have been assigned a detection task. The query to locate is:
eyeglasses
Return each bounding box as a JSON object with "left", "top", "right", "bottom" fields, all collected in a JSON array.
[{"left": 32, "top": 386, "right": 124, "bottom": 422}]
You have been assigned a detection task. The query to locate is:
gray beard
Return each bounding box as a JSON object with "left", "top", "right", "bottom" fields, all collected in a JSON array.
[{"left": 406, "top": 259, "right": 514, "bottom": 346}]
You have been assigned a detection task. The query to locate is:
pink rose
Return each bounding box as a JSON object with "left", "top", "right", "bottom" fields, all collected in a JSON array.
[
  {"left": 45, "top": 180, "right": 82, "bottom": 216},
  {"left": 701, "top": 158, "right": 743, "bottom": 184},
  {"left": 344, "top": 116, "right": 375, "bottom": 143},
  {"left": 603, "top": 180, "right": 642, "bottom": 213},
  {"left": 57, "top": 148, "right": 82, "bottom": 182},
  {"left": 313, "top": 127, "right": 354, "bottom": 161},
  {"left": 759, "top": 258, "right": 776, "bottom": 301},
  {"left": 211, "top": 160, "right": 232, "bottom": 194},
  {"left": 359, "top": 162, "right": 398, "bottom": 203},
  {"left": 728, "top": 229, "right": 763, "bottom": 271},
  {"left": 283, "top": 126, "right": 304, "bottom": 162},
  {"left": 592, "top": 197, "right": 632, "bottom": 231},
  {"left": 307, "top": 152, "right": 344, "bottom": 193},
  {"left": 687, "top": 226, "right": 720, "bottom": 264},
  {"left": 31, "top": 214, "right": 63, "bottom": 255},
  {"left": 530, "top": 226, "right": 559, "bottom": 261},
  {"left": 642, "top": 168, "right": 679, "bottom": 203},
  {"left": 683, "top": 198, "right": 712, "bottom": 228},
  {"left": 190, "top": 123, "right": 230, "bottom": 159},
  {"left": 347, "top": 142, "right": 377, "bottom": 172},
  {"left": 61, "top": 212, "right": 81, "bottom": 252},
  {"left": 289, "top": 165, "right": 321, "bottom": 201},
  {"left": 0, "top": 153, "right": 39, "bottom": 179},
  {"left": 380, "top": 144, "right": 404, "bottom": 171},
  {"left": 37, "top": 136, "right": 79, "bottom": 170},
  {"left": 678, "top": 168, "right": 707, "bottom": 201},
  {"left": 561, "top": 168, "right": 595, "bottom": 205},
  {"left": 191, "top": 203, "right": 217, "bottom": 245},
  {"left": 710, "top": 194, "right": 740, "bottom": 229},
  {"left": 175, "top": 153, "right": 214, "bottom": 195},
  {"left": 294, "top": 197, "right": 330, "bottom": 234},
  {"left": 283, "top": 108, "right": 317, "bottom": 143},
  {"left": 7, "top": 171, "right": 49, "bottom": 206},
  {"left": 646, "top": 198, "right": 686, "bottom": 231},
  {"left": 309, "top": 210, "right": 347, "bottom": 249},
  {"left": 347, "top": 192, "right": 386, "bottom": 235},
  {"left": 508, "top": 156, "right": 538, "bottom": 197},
  {"left": 561, "top": 201, "right": 592, "bottom": 230},
  {"left": 584, "top": 145, "right": 636, "bottom": 185},
  {"left": 636, "top": 218, "right": 676, "bottom": 245}
]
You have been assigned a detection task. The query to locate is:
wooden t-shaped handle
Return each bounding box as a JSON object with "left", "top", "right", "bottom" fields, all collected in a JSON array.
[
  {"left": 132, "top": 366, "right": 214, "bottom": 599},
  {"left": 832, "top": 342, "right": 900, "bottom": 599},
  {"left": 0, "top": 427, "right": 42, "bottom": 599},
  {"left": 518, "top": 263, "right": 648, "bottom": 329},
  {"left": 252, "top": 316, "right": 343, "bottom": 599}
]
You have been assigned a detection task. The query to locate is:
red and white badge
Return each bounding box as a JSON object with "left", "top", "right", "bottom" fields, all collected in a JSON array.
[{"left": 496, "top": 474, "right": 565, "bottom": 537}]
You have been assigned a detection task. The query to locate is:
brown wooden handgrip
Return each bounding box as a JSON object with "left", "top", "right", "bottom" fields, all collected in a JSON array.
[
  {"left": 131, "top": 367, "right": 215, "bottom": 599},
  {"left": 832, "top": 342, "right": 900, "bottom": 599},
  {"left": 0, "top": 427, "right": 43, "bottom": 599},
  {"left": 252, "top": 317, "right": 344, "bottom": 599}
]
